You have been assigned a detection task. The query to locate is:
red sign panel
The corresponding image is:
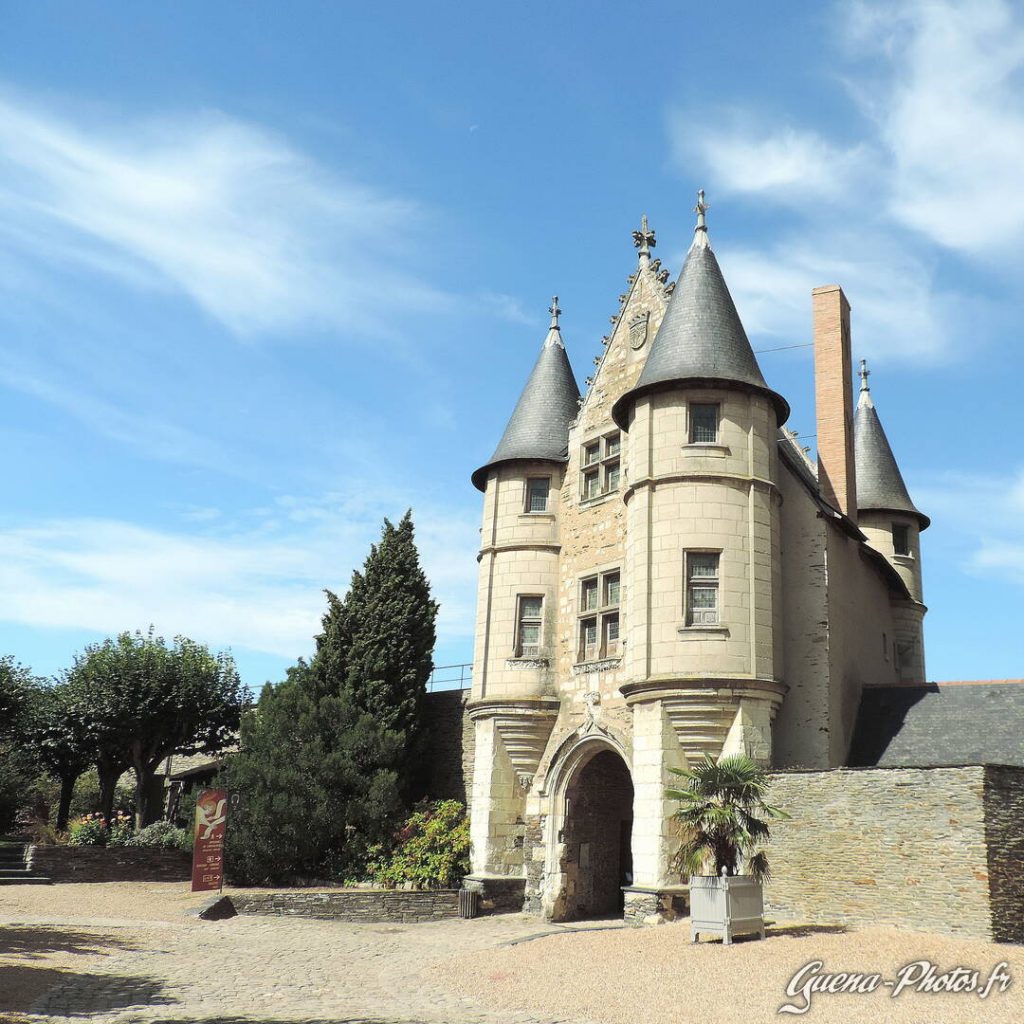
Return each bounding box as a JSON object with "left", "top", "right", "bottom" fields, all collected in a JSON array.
[{"left": 191, "top": 787, "right": 228, "bottom": 892}]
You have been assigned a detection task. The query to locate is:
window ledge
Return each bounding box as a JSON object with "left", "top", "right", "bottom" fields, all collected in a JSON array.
[
  {"left": 893, "top": 553, "right": 915, "bottom": 564},
  {"left": 682, "top": 443, "right": 731, "bottom": 457},
  {"left": 578, "top": 491, "right": 620, "bottom": 509},
  {"left": 518, "top": 512, "right": 556, "bottom": 521},
  {"left": 678, "top": 624, "right": 730, "bottom": 640},
  {"left": 572, "top": 656, "right": 623, "bottom": 675},
  {"left": 505, "top": 657, "right": 550, "bottom": 670}
]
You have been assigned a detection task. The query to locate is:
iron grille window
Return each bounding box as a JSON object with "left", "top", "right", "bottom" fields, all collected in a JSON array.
[
  {"left": 525, "top": 477, "right": 550, "bottom": 513},
  {"left": 685, "top": 552, "right": 720, "bottom": 625},
  {"left": 516, "top": 595, "right": 543, "bottom": 657},
  {"left": 689, "top": 403, "right": 720, "bottom": 444}
]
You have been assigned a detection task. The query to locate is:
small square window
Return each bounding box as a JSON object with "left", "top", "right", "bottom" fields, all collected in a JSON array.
[
  {"left": 605, "top": 460, "right": 620, "bottom": 492},
  {"left": 579, "top": 617, "right": 598, "bottom": 661},
  {"left": 581, "top": 577, "right": 599, "bottom": 612},
  {"left": 603, "top": 572, "right": 620, "bottom": 607},
  {"left": 892, "top": 523, "right": 911, "bottom": 556},
  {"left": 689, "top": 404, "right": 719, "bottom": 444},
  {"left": 605, "top": 433, "right": 621, "bottom": 457},
  {"left": 583, "top": 469, "right": 601, "bottom": 499},
  {"left": 584, "top": 442, "right": 601, "bottom": 466},
  {"left": 525, "top": 477, "right": 550, "bottom": 513},
  {"left": 602, "top": 612, "right": 620, "bottom": 656}
]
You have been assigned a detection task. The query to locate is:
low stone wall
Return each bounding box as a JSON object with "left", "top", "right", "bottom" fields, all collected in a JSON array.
[
  {"left": 764, "top": 765, "right": 1024, "bottom": 942},
  {"left": 30, "top": 845, "right": 191, "bottom": 883},
  {"left": 229, "top": 889, "right": 460, "bottom": 923},
  {"left": 462, "top": 874, "right": 526, "bottom": 914}
]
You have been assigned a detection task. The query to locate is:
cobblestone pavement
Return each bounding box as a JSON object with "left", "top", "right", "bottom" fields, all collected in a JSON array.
[{"left": 6, "top": 910, "right": 616, "bottom": 1024}]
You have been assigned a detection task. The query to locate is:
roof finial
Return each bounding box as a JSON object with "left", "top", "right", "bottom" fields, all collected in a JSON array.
[
  {"left": 548, "top": 295, "right": 561, "bottom": 329},
  {"left": 691, "top": 189, "right": 710, "bottom": 249},
  {"left": 632, "top": 214, "right": 657, "bottom": 265},
  {"left": 859, "top": 358, "right": 871, "bottom": 393}
]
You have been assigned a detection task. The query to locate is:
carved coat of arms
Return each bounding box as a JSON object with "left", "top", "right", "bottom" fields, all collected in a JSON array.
[{"left": 628, "top": 310, "right": 649, "bottom": 350}]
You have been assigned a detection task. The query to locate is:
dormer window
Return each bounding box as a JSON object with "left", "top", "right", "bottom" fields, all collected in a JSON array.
[
  {"left": 689, "top": 403, "right": 720, "bottom": 444},
  {"left": 581, "top": 432, "right": 622, "bottom": 500},
  {"left": 892, "top": 523, "right": 911, "bottom": 556}
]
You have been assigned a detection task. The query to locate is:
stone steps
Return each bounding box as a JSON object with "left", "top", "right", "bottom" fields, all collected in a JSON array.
[{"left": 0, "top": 841, "right": 51, "bottom": 885}]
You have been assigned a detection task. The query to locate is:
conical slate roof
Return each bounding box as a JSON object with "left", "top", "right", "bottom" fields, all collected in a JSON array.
[
  {"left": 854, "top": 366, "right": 929, "bottom": 528},
  {"left": 471, "top": 300, "right": 581, "bottom": 491},
  {"left": 612, "top": 203, "right": 789, "bottom": 428}
]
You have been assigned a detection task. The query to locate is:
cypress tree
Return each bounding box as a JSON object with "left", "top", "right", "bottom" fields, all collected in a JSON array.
[{"left": 314, "top": 510, "right": 438, "bottom": 796}]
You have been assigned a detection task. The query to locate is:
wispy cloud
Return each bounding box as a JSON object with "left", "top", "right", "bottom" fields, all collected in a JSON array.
[
  {"left": 0, "top": 492, "right": 480, "bottom": 664},
  {"left": 0, "top": 93, "right": 447, "bottom": 337},
  {"left": 667, "top": 0, "right": 1022, "bottom": 361}
]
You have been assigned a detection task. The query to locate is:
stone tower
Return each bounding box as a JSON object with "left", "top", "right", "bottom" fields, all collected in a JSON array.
[{"left": 854, "top": 360, "right": 929, "bottom": 680}]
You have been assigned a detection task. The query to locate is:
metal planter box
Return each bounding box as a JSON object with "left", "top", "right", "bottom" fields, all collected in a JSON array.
[{"left": 689, "top": 875, "right": 765, "bottom": 944}]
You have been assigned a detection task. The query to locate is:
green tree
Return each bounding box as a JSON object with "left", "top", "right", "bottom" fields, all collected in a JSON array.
[
  {"left": 25, "top": 682, "right": 96, "bottom": 831},
  {"left": 0, "top": 656, "right": 39, "bottom": 832},
  {"left": 0, "top": 655, "right": 34, "bottom": 737},
  {"left": 666, "top": 754, "right": 788, "bottom": 882},
  {"left": 68, "top": 629, "right": 244, "bottom": 828},
  {"left": 221, "top": 661, "right": 404, "bottom": 884},
  {"left": 315, "top": 510, "right": 438, "bottom": 797}
]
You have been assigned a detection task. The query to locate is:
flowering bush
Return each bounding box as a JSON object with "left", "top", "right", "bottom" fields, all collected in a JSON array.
[
  {"left": 370, "top": 800, "right": 470, "bottom": 890},
  {"left": 67, "top": 811, "right": 135, "bottom": 847},
  {"left": 68, "top": 812, "right": 110, "bottom": 846},
  {"left": 127, "top": 819, "right": 193, "bottom": 852}
]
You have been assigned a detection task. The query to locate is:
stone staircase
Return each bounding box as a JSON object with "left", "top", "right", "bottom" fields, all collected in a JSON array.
[{"left": 0, "top": 837, "right": 51, "bottom": 885}]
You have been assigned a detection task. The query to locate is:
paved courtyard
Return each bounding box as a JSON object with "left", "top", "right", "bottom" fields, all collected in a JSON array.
[{"left": 1, "top": 882, "right": 1023, "bottom": 1024}]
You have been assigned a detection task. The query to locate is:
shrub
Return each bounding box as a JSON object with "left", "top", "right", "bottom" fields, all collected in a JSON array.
[
  {"left": 107, "top": 812, "right": 135, "bottom": 847},
  {"left": 68, "top": 813, "right": 110, "bottom": 846},
  {"left": 370, "top": 800, "right": 470, "bottom": 890},
  {"left": 128, "top": 819, "right": 193, "bottom": 852}
]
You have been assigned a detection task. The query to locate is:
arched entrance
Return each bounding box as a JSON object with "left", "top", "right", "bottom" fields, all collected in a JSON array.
[{"left": 558, "top": 747, "right": 634, "bottom": 919}]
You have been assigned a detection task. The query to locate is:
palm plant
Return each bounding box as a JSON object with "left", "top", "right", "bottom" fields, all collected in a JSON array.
[{"left": 667, "top": 754, "right": 788, "bottom": 883}]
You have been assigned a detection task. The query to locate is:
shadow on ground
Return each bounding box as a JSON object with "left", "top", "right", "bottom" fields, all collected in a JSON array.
[
  {"left": 140, "top": 1019, "right": 425, "bottom": 1024},
  {"left": 0, "top": 925, "right": 136, "bottom": 959},
  {"left": 13, "top": 968, "right": 172, "bottom": 1017},
  {"left": 765, "top": 922, "right": 848, "bottom": 938}
]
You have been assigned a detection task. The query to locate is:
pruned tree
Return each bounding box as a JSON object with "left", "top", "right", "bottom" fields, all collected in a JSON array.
[{"left": 68, "top": 629, "right": 244, "bottom": 827}]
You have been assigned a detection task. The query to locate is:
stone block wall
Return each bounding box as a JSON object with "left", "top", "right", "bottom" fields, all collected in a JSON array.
[
  {"left": 30, "top": 846, "right": 191, "bottom": 883},
  {"left": 983, "top": 765, "right": 1024, "bottom": 943},
  {"left": 230, "top": 889, "right": 459, "bottom": 923},
  {"left": 421, "top": 688, "right": 474, "bottom": 804},
  {"left": 764, "top": 765, "right": 1024, "bottom": 941}
]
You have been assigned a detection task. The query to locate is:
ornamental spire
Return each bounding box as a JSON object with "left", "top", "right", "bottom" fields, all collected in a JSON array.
[
  {"left": 632, "top": 214, "right": 656, "bottom": 266},
  {"left": 692, "top": 189, "right": 709, "bottom": 249},
  {"left": 548, "top": 295, "right": 561, "bottom": 329},
  {"left": 859, "top": 358, "right": 871, "bottom": 393}
]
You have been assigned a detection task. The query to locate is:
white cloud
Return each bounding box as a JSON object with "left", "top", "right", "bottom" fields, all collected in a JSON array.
[
  {"left": 0, "top": 94, "right": 447, "bottom": 336},
  {"left": 0, "top": 494, "right": 480, "bottom": 663},
  {"left": 667, "top": 0, "right": 1024, "bottom": 362}
]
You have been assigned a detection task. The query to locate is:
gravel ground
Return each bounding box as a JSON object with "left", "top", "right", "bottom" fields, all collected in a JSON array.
[
  {"left": 439, "top": 920, "right": 1024, "bottom": 1024},
  {"left": 2, "top": 883, "right": 1023, "bottom": 1024}
]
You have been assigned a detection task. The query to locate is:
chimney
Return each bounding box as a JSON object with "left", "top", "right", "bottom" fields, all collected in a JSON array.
[{"left": 812, "top": 285, "right": 857, "bottom": 521}]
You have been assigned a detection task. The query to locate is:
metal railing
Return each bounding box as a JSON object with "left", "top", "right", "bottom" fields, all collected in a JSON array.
[{"left": 427, "top": 662, "right": 473, "bottom": 692}]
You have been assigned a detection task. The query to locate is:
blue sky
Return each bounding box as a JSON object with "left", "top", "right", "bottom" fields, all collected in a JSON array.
[{"left": 1, "top": 0, "right": 1022, "bottom": 690}]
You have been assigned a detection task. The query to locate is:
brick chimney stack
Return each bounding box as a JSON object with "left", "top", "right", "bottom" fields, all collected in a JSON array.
[{"left": 813, "top": 285, "right": 857, "bottom": 521}]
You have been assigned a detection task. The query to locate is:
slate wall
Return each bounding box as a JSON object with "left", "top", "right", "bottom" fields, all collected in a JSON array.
[
  {"left": 30, "top": 846, "right": 191, "bottom": 883},
  {"left": 230, "top": 889, "right": 459, "bottom": 923}
]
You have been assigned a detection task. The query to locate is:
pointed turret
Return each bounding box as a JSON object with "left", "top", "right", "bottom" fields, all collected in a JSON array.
[
  {"left": 612, "top": 191, "right": 789, "bottom": 428},
  {"left": 854, "top": 361, "right": 929, "bottom": 529},
  {"left": 472, "top": 298, "right": 581, "bottom": 491}
]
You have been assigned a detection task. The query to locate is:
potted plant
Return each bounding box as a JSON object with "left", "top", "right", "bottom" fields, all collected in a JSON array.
[{"left": 666, "top": 753, "right": 788, "bottom": 944}]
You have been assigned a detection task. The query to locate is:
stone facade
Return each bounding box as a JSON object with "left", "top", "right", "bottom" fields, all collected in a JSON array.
[
  {"left": 466, "top": 214, "right": 933, "bottom": 924},
  {"left": 764, "top": 766, "right": 1024, "bottom": 942},
  {"left": 421, "top": 688, "right": 474, "bottom": 804},
  {"left": 230, "top": 889, "right": 459, "bottom": 923}
]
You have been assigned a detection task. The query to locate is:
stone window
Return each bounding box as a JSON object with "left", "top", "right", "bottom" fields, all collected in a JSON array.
[
  {"left": 525, "top": 477, "right": 550, "bottom": 513},
  {"left": 578, "top": 569, "right": 621, "bottom": 661},
  {"left": 580, "top": 432, "right": 622, "bottom": 500},
  {"left": 684, "top": 552, "right": 719, "bottom": 625},
  {"left": 515, "top": 595, "right": 543, "bottom": 657},
  {"left": 892, "top": 523, "right": 911, "bottom": 556},
  {"left": 689, "top": 403, "right": 720, "bottom": 444}
]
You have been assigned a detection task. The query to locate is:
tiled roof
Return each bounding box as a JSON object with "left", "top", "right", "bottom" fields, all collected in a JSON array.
[
  {"left": 848, "top": 682, "right": 1024, "bottom": 768},
  {"left": 472, "top": 308, "right": 580, "bottom": 491}
]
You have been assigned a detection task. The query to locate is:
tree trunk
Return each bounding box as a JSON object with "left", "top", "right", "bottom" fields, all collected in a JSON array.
[
  {"left": 96, "top": 757, "right": 122, "bottom": 822},
  {"left": 133, "top": 762, "right": 150, "bottom": 831},
  {"left": 56, "top": 773, "right": 77, "bottom": 832}
]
